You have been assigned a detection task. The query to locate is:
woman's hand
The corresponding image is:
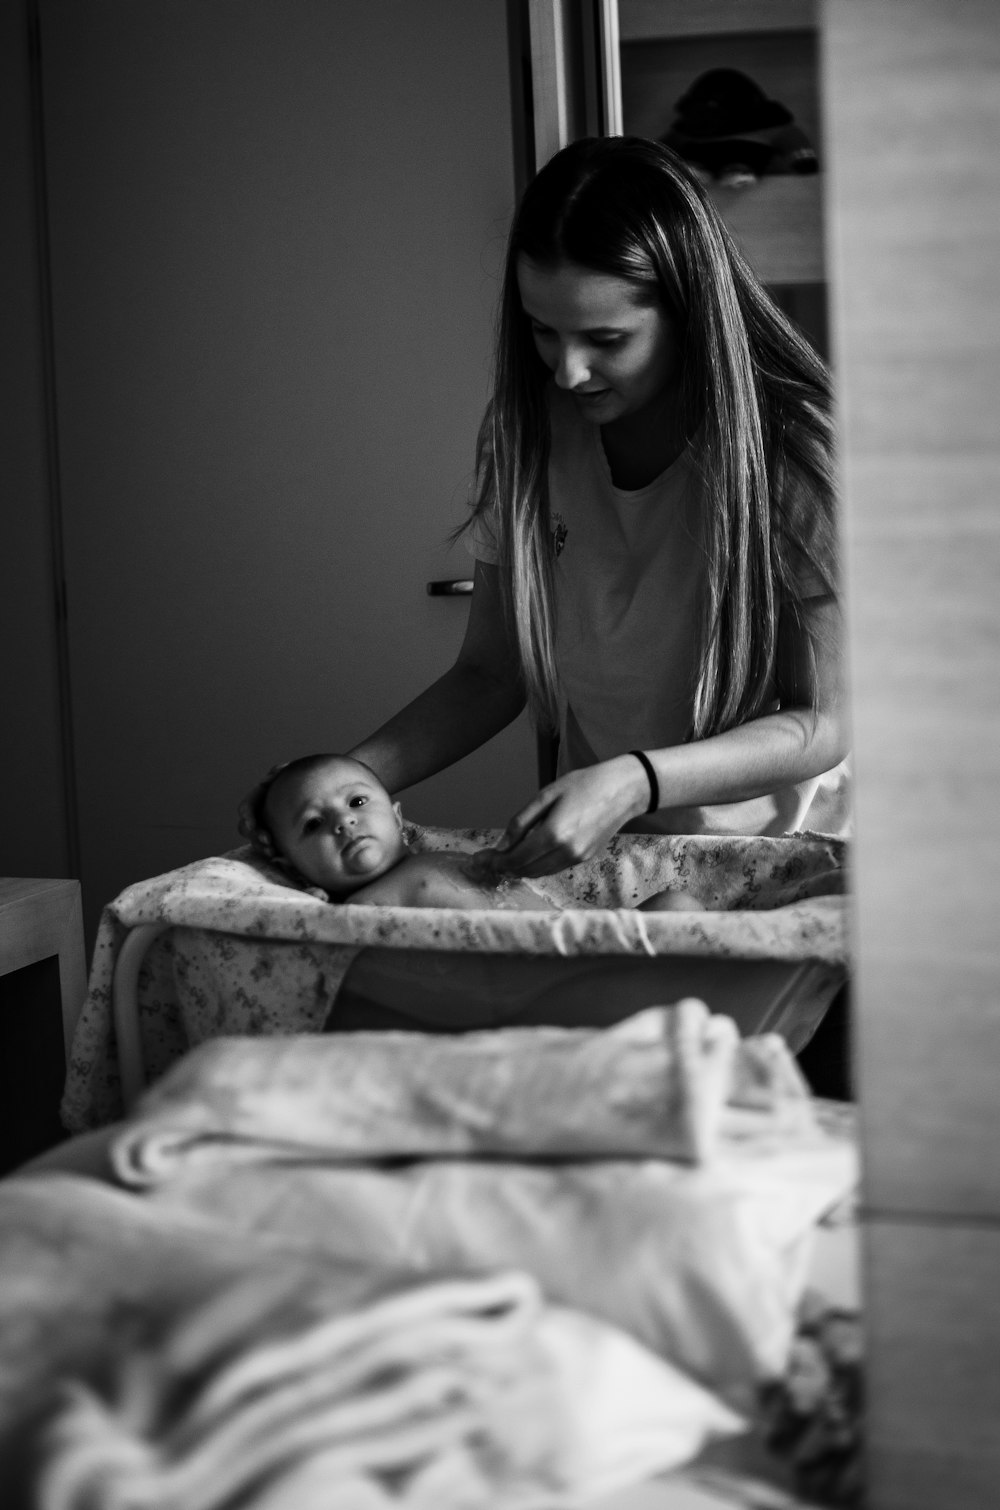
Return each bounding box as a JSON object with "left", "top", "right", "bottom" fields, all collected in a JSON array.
[{"left": 486, "top": 756, "right": 649, "bottom": 878}]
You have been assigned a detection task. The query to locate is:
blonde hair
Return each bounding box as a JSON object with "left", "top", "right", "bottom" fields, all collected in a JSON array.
[{"left": 466, "top": 136, "right": 836, "bottom": 740}]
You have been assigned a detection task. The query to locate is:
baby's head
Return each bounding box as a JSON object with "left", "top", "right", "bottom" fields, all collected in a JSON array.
[{"left": 238, "top": 754, "right": 407, "bottom": 898}]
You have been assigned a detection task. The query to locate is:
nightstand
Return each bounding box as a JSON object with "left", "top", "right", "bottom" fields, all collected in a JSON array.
[{"left": 0, "top": 879, "right": 87, "bottom": 1173}]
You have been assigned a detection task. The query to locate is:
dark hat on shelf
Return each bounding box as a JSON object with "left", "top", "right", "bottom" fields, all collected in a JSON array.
[
  {"left": 661, "top": 68, "right": 818, "bottom": 182},
  {"left": 668, "top": 68, "right": 792, "bottom": 139}
]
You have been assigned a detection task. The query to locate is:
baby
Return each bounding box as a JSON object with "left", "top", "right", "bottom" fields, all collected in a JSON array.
[
  {"left": 239, "top": 753, "right": 565, "bottom": 909},
  {"left": 238, "top": 753, "right": 699, "bottom": 911}
]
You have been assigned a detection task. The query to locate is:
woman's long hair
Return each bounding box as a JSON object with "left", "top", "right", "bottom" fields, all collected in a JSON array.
[{"left": 467, "top": 136, "right": 837, "bottom": 740}]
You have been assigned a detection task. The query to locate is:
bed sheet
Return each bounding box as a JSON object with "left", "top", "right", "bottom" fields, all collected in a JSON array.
[{"left": 62, "top": 827, "right": 847, "bottom": 1133}]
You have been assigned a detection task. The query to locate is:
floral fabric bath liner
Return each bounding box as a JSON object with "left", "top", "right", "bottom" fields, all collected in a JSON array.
[{"left": 61, "top": 825, "right": 847, "bottom": 1133}]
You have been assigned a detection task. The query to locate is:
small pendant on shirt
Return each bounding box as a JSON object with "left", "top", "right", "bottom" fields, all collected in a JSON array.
[{"left": 551, "top": 513, "right": 568, "bottom": 557}]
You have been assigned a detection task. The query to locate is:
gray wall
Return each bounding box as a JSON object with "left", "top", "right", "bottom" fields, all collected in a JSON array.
[
  {"left": 0, "top": 0, "right": 72, "bottom": 881},
  {"left": 8, "top": 0, "right": 535, "bottom": 936},
  {"left": 824, "top": 1, "right": 1000, "bottom": 1503}
]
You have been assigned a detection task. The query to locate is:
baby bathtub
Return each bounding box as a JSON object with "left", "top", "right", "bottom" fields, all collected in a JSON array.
[{"left": 60, "top": 824, "right": 848, "bottom": 1132}]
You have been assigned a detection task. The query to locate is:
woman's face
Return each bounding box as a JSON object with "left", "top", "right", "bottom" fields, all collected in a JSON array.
[{"left": 516, "top": 257, "right": 681, "bottom": 427}]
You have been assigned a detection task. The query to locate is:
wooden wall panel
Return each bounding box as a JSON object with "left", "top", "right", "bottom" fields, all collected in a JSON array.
[
  {"left": 823, "top": 0, "right": 1000, "bottom": 1216},
  {"left": 863, "top": 1219, "right": 1000, "bottom": 1509},
  {"left": 823, "top": 2, "right": 1000, "bottom": 1504}
]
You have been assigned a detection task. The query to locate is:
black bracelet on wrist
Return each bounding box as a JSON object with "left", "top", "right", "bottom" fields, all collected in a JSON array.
[{"left": 629, "top": 750, "right": 660, "bottom": 815}]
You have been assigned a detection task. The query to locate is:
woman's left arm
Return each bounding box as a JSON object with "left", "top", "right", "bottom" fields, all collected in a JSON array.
[{"left": 490, "top": 596, "right": 849, "bottom": 877}]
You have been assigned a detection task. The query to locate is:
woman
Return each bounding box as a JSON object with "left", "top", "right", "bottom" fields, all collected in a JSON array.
[{"left": 350, "top": 136, "right": 849, "bottom": 879}]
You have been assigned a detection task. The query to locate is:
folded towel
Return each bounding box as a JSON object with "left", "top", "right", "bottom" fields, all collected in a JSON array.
[{"left": 111, "top": 1002, "right": 816, "bottom": 1189}]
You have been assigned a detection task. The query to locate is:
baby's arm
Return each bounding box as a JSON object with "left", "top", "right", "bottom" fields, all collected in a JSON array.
[{"left": 343, "top": 851, "right": 554, "bottom": 910}]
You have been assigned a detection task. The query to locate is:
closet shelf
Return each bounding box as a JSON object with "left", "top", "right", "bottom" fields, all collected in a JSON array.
[
  {"left": 619, "top": 0, "right": 819, "bottom": 43},
  {"left": 709, "top": 174, "right": 825, "bottom": 285}
]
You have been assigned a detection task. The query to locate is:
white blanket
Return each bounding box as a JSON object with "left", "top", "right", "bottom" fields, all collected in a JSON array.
[
  {"left": 0, "top": 1177, "right": 743, "bottom": 1509},
  {"left": 106, "top": 1010, "right": 854, "bottom": 1406},
  {"left": 133, "top": 1133, "right": 854, "bottom": 1408}
]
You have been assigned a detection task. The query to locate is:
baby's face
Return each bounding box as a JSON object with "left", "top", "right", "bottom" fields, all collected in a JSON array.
[{"left": 266, "top": 758, "right": 407, "bottom": 896}]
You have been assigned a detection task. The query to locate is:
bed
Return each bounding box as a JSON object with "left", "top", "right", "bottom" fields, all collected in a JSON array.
[
  {"left": 18, "top": 826, "right": 857, "bottom": 1505},
  {"left": 61, "top": 823, "right": 849, "bottom": 1130}
]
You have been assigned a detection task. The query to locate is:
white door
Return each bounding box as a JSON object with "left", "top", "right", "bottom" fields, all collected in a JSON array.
[{"left": 38, "top": 0, "right": 536, "bottom": 931}]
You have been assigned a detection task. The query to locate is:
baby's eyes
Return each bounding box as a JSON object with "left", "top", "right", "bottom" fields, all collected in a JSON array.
[{"left": 299, "top": 794, "right": 368, "bottom": 835}]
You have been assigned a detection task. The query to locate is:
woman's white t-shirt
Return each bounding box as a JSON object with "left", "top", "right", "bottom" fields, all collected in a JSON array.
[{"left": 474, "top": 388, "right": 850, "bottom": 837}]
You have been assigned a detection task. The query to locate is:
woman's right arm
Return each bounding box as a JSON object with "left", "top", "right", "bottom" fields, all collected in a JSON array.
[{"left": 348, "top": 559, "right": 526, "bottom": 794}]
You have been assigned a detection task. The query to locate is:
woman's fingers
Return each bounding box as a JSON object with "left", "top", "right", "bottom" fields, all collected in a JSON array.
[
  {"left": 490, "top": 834, "right": 568, "bottom": 878},
  {"left": 489, "top": 821, "right": 569, "bottom": 877},
  {"left": 496, "top": 834, "right": 574, "bottom": 878},
  {"left": 491, "top": 804, "right": 595, "bottom": 877},
  {"left": 489, "top": 759, "right": 645, "bottom": 877},
  {"left": 490, "top": 791, "right": 559, "bottom": 859}
]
